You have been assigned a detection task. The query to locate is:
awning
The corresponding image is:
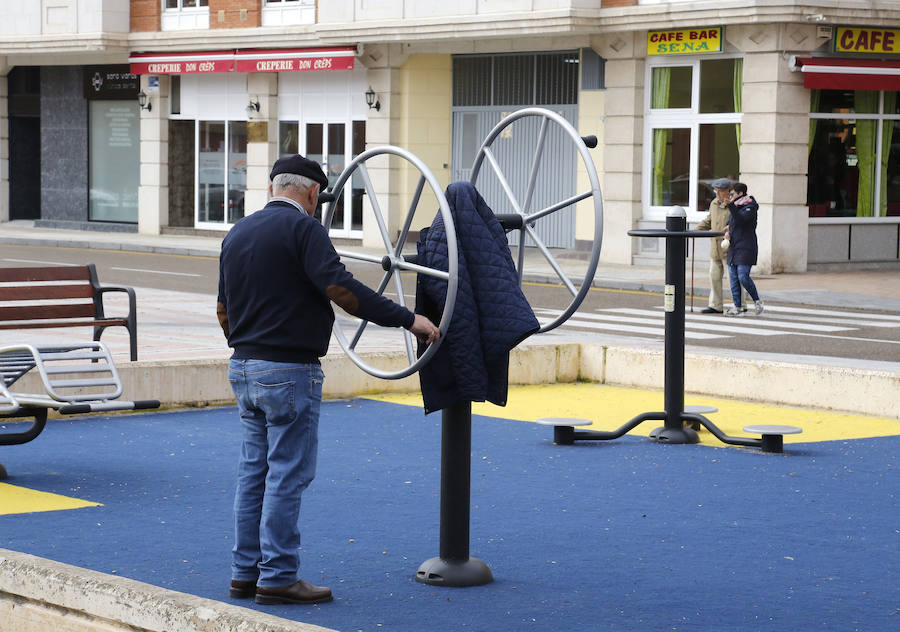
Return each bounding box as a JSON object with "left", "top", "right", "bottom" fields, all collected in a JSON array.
[
  {"left": 790, "top": 56, "right": 900, "bottom": 90},
  {"left": 129, "top": 47, "right": 355, "bottom": 75}
]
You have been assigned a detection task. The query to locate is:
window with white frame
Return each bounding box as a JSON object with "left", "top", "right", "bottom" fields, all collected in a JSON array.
[
  {"left": 807, "top": 89, "right": 900, "bottom": 218},
  {"left": 644, "top": 56, "right": 743, "bottom": 219},
  {"left": 262, "top": 0, "right": 315, "bottom": 26},
  {"left": 162, "top": 0, "right": 209, "bottom": 31}
]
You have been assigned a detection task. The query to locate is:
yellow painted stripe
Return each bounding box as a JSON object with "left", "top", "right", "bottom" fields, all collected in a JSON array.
[
  {"left": 368, "top": 383, "right": 900, "bottom": 445},
  {"left": 0, "top": 482, "right": 101, "bottom": 516}
]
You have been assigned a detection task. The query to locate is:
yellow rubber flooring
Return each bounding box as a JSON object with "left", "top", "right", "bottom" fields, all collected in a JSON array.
[
  {"left": 368, "top": 383, "right": 900, "bottom": 445},
  {"left": 0, "top": 482, "right": 100, "bottom": 516}
]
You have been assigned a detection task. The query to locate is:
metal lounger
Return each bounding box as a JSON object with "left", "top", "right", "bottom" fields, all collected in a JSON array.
[{"left": 0, "top": 341, "right": 159, "bottom": 447}]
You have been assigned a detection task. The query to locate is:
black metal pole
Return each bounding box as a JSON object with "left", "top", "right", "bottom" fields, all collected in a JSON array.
[
  {"left": 416, "top": 400, "right": 493, "bottom": 586},
  {"left": 649, "top": 207, "right": 698, "bottom": 444},
  {"left": 439, "top": 401, "right": 472, "bottom": 561}
]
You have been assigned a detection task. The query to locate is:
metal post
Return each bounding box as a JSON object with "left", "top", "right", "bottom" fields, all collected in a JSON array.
[
  {"left": 416, "top": 400, "right": 493, "bottom": 586},
  {"left": 648, "top": 207, "right": 699, "bottom": 445}
]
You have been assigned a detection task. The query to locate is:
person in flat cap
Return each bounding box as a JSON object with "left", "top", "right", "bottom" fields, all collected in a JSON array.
[
  {"left": 217, "top": 155, "right": 440, "bottom": 605},
  {"left": 695, "top": 177, "right": 743, "bottom": 313}
]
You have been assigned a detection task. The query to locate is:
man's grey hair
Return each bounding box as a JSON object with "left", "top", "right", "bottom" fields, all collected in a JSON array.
[{"left": 272, "top": 172, "right": 318, "bottom": 193}]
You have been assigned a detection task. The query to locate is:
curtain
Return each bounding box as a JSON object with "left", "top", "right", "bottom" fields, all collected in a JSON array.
[
  {"left": 733, "top": 58, "right": 743, "bottom": 148},
  {"left": 651, "top": 68, "right": 671, "bottom": 205},
  {"left": 855, "top": 91, "right": 878, "bottom": 217},
  {"left": 880, "top": 92, "right": 897, "bottom": 216},
  {"left": 808, "top": 89, "right": 820, "bottom": 156}
]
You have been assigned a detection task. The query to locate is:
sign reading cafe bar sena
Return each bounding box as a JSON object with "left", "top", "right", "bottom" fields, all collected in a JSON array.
[
  {"left": 647, "top": 27, "right": 723, "bottom": 55},
  {"left": 129, "top": 47, "right": 356, "bottom": 75}
]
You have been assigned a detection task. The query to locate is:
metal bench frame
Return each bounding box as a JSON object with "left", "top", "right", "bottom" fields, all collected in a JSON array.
[{"left": 0, "top": 341, "right": 159, "bottom": 477}]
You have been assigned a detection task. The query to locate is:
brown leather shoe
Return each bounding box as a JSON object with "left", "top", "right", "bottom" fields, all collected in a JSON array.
[
  {"left": 229, "top": 579, "right": 257, "bottom": 599},
  {"left": 255, "top": 578, "right": 333, "bottom": 605}
]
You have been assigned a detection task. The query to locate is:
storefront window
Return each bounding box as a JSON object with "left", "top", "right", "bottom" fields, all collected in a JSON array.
[
  {"left": 646, "top": 57, "right": 742, "bottom": 216},
  {"left": 279, "top": 121, "right": 299, "bottom": 157},
  {"left": 651, "top": 66, "right": 692, "bottom": 109},
  {"left": 197, "top": 120, "right": 246, "bottom": 225},
  {"left": 198, "top": 121, "right": 225, "bottom": 223},
  {"left": 89, "top": 101, "right": 139, "bottom": 222},
  {"left": 807, "top": 89, "right": 900, "bottom": 217}
]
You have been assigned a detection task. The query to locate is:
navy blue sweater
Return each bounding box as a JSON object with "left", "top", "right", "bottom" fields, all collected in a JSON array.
[{"left": 218, "top": 199, "right": 414, "bottom": 363}]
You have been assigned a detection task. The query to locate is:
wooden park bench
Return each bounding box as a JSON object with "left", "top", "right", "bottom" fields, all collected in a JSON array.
[{"left": 0, "top": 264, "right": 138, "bottom": 361}]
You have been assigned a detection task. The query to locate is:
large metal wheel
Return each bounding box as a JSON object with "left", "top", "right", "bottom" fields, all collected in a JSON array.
[
  {"left": 322, "top": 146, "right": 458, "bottom": 380},
  {"left": 470, "top": 107, "right": 603, "bottom": 333}
]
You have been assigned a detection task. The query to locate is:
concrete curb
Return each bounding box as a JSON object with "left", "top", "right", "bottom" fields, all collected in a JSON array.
[
  {"left": 13, "top": 342, "right": 898, "bottom": 420},
  {"left": 0, "top": 549, "right": 335, "bottom": 632}
]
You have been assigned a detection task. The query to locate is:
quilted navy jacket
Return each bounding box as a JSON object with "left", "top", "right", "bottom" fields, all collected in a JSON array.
[{"left": 415, "top": 182, "right": 539, "bottom": 414}]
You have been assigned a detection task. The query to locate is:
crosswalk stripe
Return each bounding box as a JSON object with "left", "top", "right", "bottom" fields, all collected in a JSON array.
[
  {"left": 536, "top": 317, "right": 726, "bottom": 340},
  {"left": 762, "top": 304, "right": 900, "bottom": 322},
  {"left": 763, "top": 313, "right": 899, "bottom": 328},
  {"left": 536, "top": 308, "right": 782, "bottom": 336},
  {"left": 600, "top": 308, "right": 853, "bottom": 333}
]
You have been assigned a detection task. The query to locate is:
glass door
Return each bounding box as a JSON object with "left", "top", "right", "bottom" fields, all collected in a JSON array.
[{"left": 196, "top": 120, "right": 247, "bottom": 228}]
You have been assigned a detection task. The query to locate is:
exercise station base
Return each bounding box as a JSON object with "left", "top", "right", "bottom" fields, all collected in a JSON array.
[
  {"left": 649, "top": 426, "right": 700, "bottom": 444},
  {"left": 416, "top": 556, "right": 494, "bottom": 587}
]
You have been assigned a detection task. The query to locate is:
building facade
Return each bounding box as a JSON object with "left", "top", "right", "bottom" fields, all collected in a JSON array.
[{"left": 2, "top": 1, "right": 900, "bottom": 272}]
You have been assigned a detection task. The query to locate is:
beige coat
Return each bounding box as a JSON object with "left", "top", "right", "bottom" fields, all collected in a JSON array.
[{"left": 696, "top": 198, "right": 731, "bottom": 260}]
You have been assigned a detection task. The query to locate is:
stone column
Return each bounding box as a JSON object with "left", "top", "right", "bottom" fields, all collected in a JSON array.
[
  {"left": 245, "top": 72, "right": 278, "bottom": 215},
  {"left": 138, "top": 74, "right": 169, "bottom": 235},
  {"left": 592, "top": 33, "right": 644, "bottom": 265},
  {"left": 0, "top": 59, "right": 8, "bottom": 223},
  {"left": 730, "top": 25, "right": 814, "bottom": 273},
  {"left": 359, "top": 44, "right": 408, "bottom": 248}
]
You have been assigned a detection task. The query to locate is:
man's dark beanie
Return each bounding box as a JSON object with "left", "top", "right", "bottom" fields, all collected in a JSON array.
[{"left": 269, "top": 155, "right": 328, "bottom": 190}]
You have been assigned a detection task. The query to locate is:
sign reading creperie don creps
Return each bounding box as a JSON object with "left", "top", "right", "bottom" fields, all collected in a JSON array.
[
  {"left": 647, "top": 27, "right": 723, "bottom": 55},
  {"left": 835, "top": 26, "right": 900, "bottom": 54}
]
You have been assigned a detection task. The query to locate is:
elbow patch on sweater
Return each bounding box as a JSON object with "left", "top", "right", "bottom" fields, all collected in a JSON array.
[{"left": 327, "top": 285, "right": 359, "bottom": 314}]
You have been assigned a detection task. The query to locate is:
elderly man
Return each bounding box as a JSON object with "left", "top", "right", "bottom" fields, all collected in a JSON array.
[
  {"left": 217, "top": 155, "right": 440, "bottom": 605},
  {"left": 695, "top": 178, "right": 740, "bottom": 314}
]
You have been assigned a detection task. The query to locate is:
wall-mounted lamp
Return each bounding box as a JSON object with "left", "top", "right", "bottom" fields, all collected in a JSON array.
[
  {"left": 365, "top": 86, "right": 380, "bottom": 111},
  {"left": 137, "top": 90, "right": 152, "bottom": 112},
  {"left": 247, "top": 97, "right": 260, "bottom": 113}
]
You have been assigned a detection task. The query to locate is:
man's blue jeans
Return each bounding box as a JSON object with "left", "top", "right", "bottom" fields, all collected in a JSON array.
[
  {"left": 728, "top": 263, "right": 760, "bottom": 308},
  {"left": 228, "top": 358, "right": 324, "bottom": 587}
]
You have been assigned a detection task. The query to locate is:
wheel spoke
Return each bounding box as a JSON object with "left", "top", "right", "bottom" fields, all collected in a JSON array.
[
  {"left": 358, "top": 163, "right": 394, "bottom": 252},
  {"left": 524, "top": 223, "right": 578, "bottom": 297},
  {"left": 524, "top": 189, "right": 593, "bottom": 224},
  {"left": 482, "top": 146, "right": 523, "bottom": 214},
  {"left": 521, "top": 116, "right": 550, "bottom": 214},
  {"left": 395, "top": 175, "right": 427, "bottom": 256},
  {"left": 333, "top": 248, "right": 384, "bottom": 266},
  {"left": 403, "top": 328, "right": 416, "bottom": 363}
]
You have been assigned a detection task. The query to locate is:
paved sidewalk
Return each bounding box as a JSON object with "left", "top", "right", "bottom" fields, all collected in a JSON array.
[{"left": 3, "top": 220, "right": 900, "bottom": 310}]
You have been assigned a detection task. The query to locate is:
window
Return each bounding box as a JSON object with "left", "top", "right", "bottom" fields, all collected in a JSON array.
[
  {"left": 165, "top": 1, "right": 208, "bottom": 8},
  {"left": 262, "top": 0, "right": 314, "bottom": 27},
  {"left": 90, "top": 101, "right": 139, "bottom": 223},
  {"left": 645, "top": 57, "right": 743, "bottom": 217},
  {"left": 197, "top": 120, "right": 246, "bottom": 226},
  {"left": 162, "top": 0, "right": 209, "bottom": 30},
  {"left": 807, "top": 89, "right": 900, "bottom": 217},
  {"left": 453, "top": 52, "right": 579, "bottom": 107}
]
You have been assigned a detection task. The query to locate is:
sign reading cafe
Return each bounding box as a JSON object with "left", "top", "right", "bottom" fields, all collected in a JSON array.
[
  {"left": 647, "top": 27, "right": 723, "bottom": 56},
  {"left": 834, "top": 26, "right": 900, "bottom": 54}
]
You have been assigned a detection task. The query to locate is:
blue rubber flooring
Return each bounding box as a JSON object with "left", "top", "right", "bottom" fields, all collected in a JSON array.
[{"left": 1, "top": 399, "right": 898, "bottom": 631}]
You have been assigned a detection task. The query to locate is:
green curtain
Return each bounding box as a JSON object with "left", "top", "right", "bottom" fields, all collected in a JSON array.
[
  {"left": 808, "top": 90, "right": 820, "bottom": 156},
  {"left": 651, "top": 68, "right": 671, "bottom": 205},
  {"left": 880, "top": 92, "right": 897, "bottom": 216},
  {"left": 733, "top": 58, "right": 743, "bottom": 148},
  {"left": 855, "top": 91, "right": 878, "bottom": 217}
]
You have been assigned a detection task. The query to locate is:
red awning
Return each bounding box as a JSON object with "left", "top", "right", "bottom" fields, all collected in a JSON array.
[
  {"left": 792, "top": 57, "right": 900, "bottom": 90},
  {"left": 129, "top": 47, "right": 355, "bottom": 75}
]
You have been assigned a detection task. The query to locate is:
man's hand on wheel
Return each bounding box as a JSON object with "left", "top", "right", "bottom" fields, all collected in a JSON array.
[{"left": 409, "top": 314, "right": 441, "bottom": 345}]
